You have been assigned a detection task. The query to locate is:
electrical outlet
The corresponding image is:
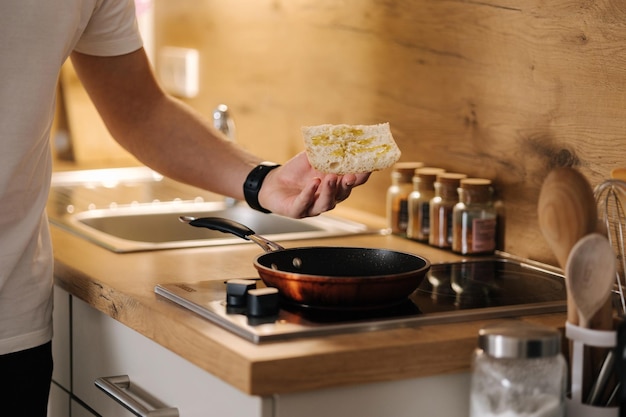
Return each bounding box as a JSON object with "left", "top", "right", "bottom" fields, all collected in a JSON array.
[{"left": 158, "top": 47, "right": 199, "bottom": 98}]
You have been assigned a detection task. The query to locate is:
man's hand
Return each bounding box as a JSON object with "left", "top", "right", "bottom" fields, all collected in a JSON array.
[{"left": 258, "top": 152, "right": 371, "bottom": 218}]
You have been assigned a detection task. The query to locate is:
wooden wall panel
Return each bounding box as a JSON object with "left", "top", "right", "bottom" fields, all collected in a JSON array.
[{"left": 150, "top": 0, "right": 626, "bottom": 264}]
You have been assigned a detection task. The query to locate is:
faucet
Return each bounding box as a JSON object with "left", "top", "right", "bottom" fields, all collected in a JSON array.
[
  {"left": 212, "top": 104, "right": 238, "bottom": 206},
  {"left": 212, "top": 104, "right": 236, "bottom": 142}
]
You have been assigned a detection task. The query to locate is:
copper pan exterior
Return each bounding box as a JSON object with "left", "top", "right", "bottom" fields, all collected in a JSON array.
[
  {"left": 254, "top": 247, "right": 430, "bottom": 309},
  {"left": 181, "top": 217, "right": 431, "bottom": 309}
]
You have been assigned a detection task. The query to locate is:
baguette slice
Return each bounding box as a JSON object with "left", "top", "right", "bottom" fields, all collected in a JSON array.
[{"left": 302, "top": 123, "right": 401, "bottom": 174}]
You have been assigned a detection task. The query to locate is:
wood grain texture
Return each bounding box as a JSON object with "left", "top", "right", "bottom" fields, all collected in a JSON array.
[{"left": 150, "top": 0, "right": 626, "bottom": 265}]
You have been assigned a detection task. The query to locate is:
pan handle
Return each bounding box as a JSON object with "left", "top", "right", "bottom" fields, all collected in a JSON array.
[
  {"left": 180, "top": 216, "right": 255, "bottom": 238},
  {"left": 179, "top": 216, "right": 284, "bottom": 252}
]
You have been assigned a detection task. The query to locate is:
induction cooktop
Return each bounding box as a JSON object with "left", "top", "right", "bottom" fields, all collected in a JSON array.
[{"left": 155, "top": 257, "right": 567, "bottom": 343}]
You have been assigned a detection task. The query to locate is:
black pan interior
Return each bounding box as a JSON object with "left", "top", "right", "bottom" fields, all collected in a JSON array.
[{"left": 257, "top": 247, "right": 428, "bottom": 277}]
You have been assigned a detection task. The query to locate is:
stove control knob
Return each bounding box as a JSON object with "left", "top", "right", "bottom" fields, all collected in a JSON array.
[
  {"left": 226, "top": 279, "right": 257, "bottom": 307},
  {"left": 247, "top": 287, "right": 279, "bottom": 317}
]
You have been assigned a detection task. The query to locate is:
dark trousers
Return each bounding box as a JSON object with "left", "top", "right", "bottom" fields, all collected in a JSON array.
[{"left": 0, "top": 341, "right": 53, "bottom": 417}]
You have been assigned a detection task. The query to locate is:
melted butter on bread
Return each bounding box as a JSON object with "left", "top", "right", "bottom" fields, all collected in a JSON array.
[{"left": 302, "top": 123, "right": 401, "bottom": 174}]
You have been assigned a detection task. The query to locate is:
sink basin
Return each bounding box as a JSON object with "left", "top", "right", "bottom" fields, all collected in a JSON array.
[
  {"left": 48, "top": 167, "right": 377, "bottom": 253},
  {"left": 62, "top": 202, "right": 372, "bottom": 252}
]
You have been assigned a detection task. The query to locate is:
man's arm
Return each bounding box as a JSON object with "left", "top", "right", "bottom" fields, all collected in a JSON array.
[
  {"left": 70, "top": 48, "right": 258, "bottom": 200},
  {"left": 70, "top": 48, "right": 369, "bottom": 218}
]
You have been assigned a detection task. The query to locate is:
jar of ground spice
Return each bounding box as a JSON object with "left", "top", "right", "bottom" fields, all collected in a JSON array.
[
  {"left": 407, "top": 167, "right": 446, "bottom": 242},
  {"left": 386, "top": 162, "right": 423, "bottom": 235},
  {"left": 429, "top": 172, "right": 467, "bottom": 249},
  {"left": 452, "top": 178, "right": 497, "bottom": 255}
]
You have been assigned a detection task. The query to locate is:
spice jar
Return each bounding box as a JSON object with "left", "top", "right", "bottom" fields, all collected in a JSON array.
[
  {"left": 452, "top": 178, "right": 498, "bottom": 255},
  {"left": 469, "top": 321, "right": 566, "bottom": 417},
  {"left": 428, "top": 172, "right": 467, "bottom": 248},
  {"left": 386, "top": 162, "right": 423, "bottom": 235},
  {"left": 406, "top": 167, "right": 446, "bottom": 242}
]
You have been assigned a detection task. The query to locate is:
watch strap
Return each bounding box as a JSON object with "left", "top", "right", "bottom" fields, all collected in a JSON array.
[{"left": 243, "top": 162, "right": 280, "bottom": 213}]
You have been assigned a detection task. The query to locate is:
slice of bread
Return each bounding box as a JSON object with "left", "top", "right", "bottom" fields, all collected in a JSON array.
[{"left": 301, "top": 123, "right": 401, "bottom": 174}]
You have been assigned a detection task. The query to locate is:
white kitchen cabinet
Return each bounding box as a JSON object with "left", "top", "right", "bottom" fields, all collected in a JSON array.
[
  {"left": 71, "top": 399, "right": 98, "bottom": 417},
  {"left": 48, "top": 285, "right": 72, "bottom": 417},
  {"left": 275, "top": 372, "right": 471, "bottom": 417},
  {"left": 64, "top": 292, "right": 470, "bottom": 417},
  {"left": 52, "top": 285, "right": 71, "bottom": 390},
  {"left": 72, "top": 296, "right": 272, "bottom": 417},
  {"left": 48, "top": 382, "right": 70, "bottom": 417}
]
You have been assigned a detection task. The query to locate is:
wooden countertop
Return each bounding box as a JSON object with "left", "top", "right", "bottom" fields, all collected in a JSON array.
[{"left": 51, "top": 207, "right": 566, "bottom": 396}]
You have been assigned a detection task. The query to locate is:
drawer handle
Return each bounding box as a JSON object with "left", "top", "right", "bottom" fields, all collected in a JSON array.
[{"left": 95, "top": 375, "right": 179, "bottom": 417}]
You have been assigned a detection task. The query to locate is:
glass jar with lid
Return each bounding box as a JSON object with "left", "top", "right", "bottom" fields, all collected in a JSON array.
[
  {"left": 406, "top": 167, "right": 446, "bottom": 242},
  {"left": 469, "top": 321, "right": 566, "bottom": 417},
  {"left": 429, "top": 172, "right": 467, "bottom": 248},
  {"left": 452, "top": 178, "right": 498, "bottom": 255},
  {"left": 386, "top": 162, "right": 423, "bottom": 235}
]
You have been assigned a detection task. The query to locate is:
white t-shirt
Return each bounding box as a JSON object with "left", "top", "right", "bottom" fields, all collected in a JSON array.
[{"left": 0, "top": 0, "right": 143, "bottom": 354}]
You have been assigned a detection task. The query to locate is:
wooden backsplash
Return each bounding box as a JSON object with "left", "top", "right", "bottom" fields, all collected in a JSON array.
[{"left": 73, "top": 0, "right": 626, "bottom": 265}]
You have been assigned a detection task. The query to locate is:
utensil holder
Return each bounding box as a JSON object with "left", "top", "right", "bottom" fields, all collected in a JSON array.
[{"left": 566, "top": 322, "right": 618, "bottom": 417}]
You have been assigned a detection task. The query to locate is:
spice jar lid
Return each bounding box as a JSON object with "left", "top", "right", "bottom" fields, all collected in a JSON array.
[
  {"left": 414, "top": 167, "right": 446, "bottom": 180},
  {"left": 478, "top": 321, "right": 561, "bottom": 359},
  {"left": 458, "top": 178, "right": 493, "bottom": 203},
  {"left": 436, "top": 172, "right": 467, "bottom": 184},
  {"left": 460, "top": 178, "right": 492, "bottom": 189},
  {"left": 392, "top": 162, "right": 424, "bottom": 182}
]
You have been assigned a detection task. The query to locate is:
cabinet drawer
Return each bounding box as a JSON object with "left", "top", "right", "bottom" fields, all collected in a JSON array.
[
  {"left": 71, "top": 399, "right": 98, "bottom": 417},
  {"left": 72, "top": 297, "right": 271, "bottom": 417},
  {"left": 48, "top": 382, "right": 70, "bottom": 417},
  {"left": 275, "top": 372, "right": 471, "bottom": 417}
]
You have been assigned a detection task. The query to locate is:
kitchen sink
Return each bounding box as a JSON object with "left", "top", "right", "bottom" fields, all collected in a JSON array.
[
  {"left": 61, "top": 202, "right": 372, "bottom": 252},
  {"left": 48, "top": 167, "right": 377, "bottom": 253}
]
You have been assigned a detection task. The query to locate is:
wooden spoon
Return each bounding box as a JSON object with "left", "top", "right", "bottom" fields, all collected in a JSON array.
[
  {"left": 566, "top": 233, "right": 616, "bottom": 400},
  {"left": 538, "top": 167, "right": 598, "bottom": 325},
  {"left": 565, "top": 233, "right": 616, "bottom": 328}
]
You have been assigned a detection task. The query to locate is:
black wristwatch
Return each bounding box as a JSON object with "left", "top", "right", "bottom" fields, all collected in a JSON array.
[{"left": 243, "top": 162, "right": 281, "bottom": 213}]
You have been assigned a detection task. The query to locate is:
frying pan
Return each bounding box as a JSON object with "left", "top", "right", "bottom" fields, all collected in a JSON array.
[{"left": 180, "top": 216, "right": 431, "bottom": 310}]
